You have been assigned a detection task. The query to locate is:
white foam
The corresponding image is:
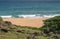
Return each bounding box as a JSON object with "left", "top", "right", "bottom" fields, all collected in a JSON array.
[
  {"left": 43, "top": 15, "right": 54, "bottom": 18},
  {"left": 0, "top": 14, "right": 60, "bottom": 18},
  {"left": 43, "top": 14, "right": 60, "bottom": 18},
  {"left": 0, "top": 15, "right": 12, "bottom": 18},
  {"left": 18, "top": 14, "right": 60, "bottom": 18},
  {"left": 18, "top": 15, "right": 36, "bottom": 18}
]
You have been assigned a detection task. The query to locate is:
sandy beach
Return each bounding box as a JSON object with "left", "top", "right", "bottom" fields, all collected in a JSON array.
[{"left": 3, "top": 18, "right": 47, "bottom": 28}]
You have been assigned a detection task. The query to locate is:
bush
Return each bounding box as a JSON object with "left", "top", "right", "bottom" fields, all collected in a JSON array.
[
  {"left": 0, "top": 17, "right": 3, "bottom": 21},
  {"left": 4, "top": 21, "right": 12, "bottom": 25},
  {"left": 52, "top": 35, "right": 59, "bottom": 39},
  {"left": 33, "top": 32, "right": 39, "bottom": 36},
  {"left": 17, "top": 30, "right": 25, "bottom": 33},
  {"left": 1, "top": 28, "right": 9, "bottom": 32},
  {"left": 39, "top": 16, "right": 60, "bottom": 37}
]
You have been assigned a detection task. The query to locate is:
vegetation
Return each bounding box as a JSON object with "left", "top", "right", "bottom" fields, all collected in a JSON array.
[
  {"left": 40, "top": 16, "right": 60, "bottom": 39},
  {"left": 0, "top": 16, "right": 60, "bottom": 39}
]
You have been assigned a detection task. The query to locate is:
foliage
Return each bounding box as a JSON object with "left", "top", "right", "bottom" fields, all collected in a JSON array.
[
  {"left": 0, "top": 17, "right": 3, "bottom": 22},
  {"left": 40, "top": 16, "right": 60, "bottom": 39},
  {"left": 0, "top": 16, "right": 60, "bottom": 39},
  {"left": 4, "top": 21, "right": 12, "bottom": 26},
  {"left": 0, "top": 17, "right": 42, "bottom": 39}
]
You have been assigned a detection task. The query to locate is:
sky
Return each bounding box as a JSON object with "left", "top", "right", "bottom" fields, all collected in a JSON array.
[{"left": 0, "top": 0, "right": 60, "bottom": 1}]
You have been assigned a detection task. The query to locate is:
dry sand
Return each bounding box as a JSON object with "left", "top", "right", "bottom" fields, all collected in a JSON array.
[{"left": 3, "top": 18, "right": 47, "bottom": 28}]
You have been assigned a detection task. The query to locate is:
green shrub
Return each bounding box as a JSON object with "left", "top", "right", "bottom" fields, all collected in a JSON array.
[
  {"left": 1, "top": 28, "right": 9, "bottom": 32},
  {"left": 39, "top": 16, "right": 60, "bottom": 37},
  {"left": 0, "top": 17, "right": 3, "bottom": 22},
  {"left": 4, "top": 21, "right": 12, "bottom": 26}
]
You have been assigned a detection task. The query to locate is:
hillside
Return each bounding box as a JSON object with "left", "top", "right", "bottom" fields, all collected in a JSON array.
[{"left": 0, "top": 16, "right": 60, "bottom": 39}]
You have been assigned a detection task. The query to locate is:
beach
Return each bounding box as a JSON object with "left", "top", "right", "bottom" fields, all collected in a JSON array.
[
  {"left": 0, "top": 1, "right": 60, "bottom": 28},
  {"left": 3, "top": 18, "right": 47, "bottom": 28}
]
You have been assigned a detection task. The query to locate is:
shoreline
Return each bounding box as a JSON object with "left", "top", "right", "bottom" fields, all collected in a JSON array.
[
  {"left": 0, "top": 14, "right": 60, "bottom": 18},
  {"left": 3, "top": 18, "right": 48, "bottom": 28}
]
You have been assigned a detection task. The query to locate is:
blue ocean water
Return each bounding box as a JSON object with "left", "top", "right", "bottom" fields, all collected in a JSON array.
[{"left": 0, "top": 1, "right": 60, "bottom": 18}]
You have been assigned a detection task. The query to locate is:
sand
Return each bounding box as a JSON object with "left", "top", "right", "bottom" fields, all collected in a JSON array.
[{"left": 3, "top": 18, "right": 47, "bottom": 28}]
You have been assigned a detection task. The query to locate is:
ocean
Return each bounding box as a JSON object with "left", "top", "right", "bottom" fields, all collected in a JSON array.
[{"left": 0, "top": 1, "right": 60, "bottom": 18}]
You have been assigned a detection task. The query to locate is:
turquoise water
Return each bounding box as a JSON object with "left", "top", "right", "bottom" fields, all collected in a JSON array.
[{"left": 0, "top": 1, "right": 60, "bottom": 18}]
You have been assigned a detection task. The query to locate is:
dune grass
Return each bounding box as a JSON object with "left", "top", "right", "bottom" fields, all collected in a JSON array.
[{"left": 0, "top": 26, "right": 47, "bottom": 39}]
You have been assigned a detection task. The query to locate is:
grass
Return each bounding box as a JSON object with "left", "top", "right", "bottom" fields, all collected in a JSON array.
[
  {"left": 0, "top": 26, "right": 48, "bottom": 39},
  {"left": 0, "top": 26, "right": 60, "bottom": 39},
  {"left": 0, "top": 16, "right": 60, "bottom": 39}
]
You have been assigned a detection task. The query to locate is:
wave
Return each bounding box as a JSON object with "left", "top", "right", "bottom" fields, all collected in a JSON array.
[
  {"left": 0, "top": 14, "right": 60, "bottom": 18},
  {"left": 43, "top": 14, "right": 60, "bottom": 18},
  {"left": 18, "top": 14, "right": 60, "bottom": 18},
  {"left": 0, "top": 15, "right": 12, "bottom": 18},
  {"left": 18, "top": 15, "right": 36, "bottom": 18}
]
